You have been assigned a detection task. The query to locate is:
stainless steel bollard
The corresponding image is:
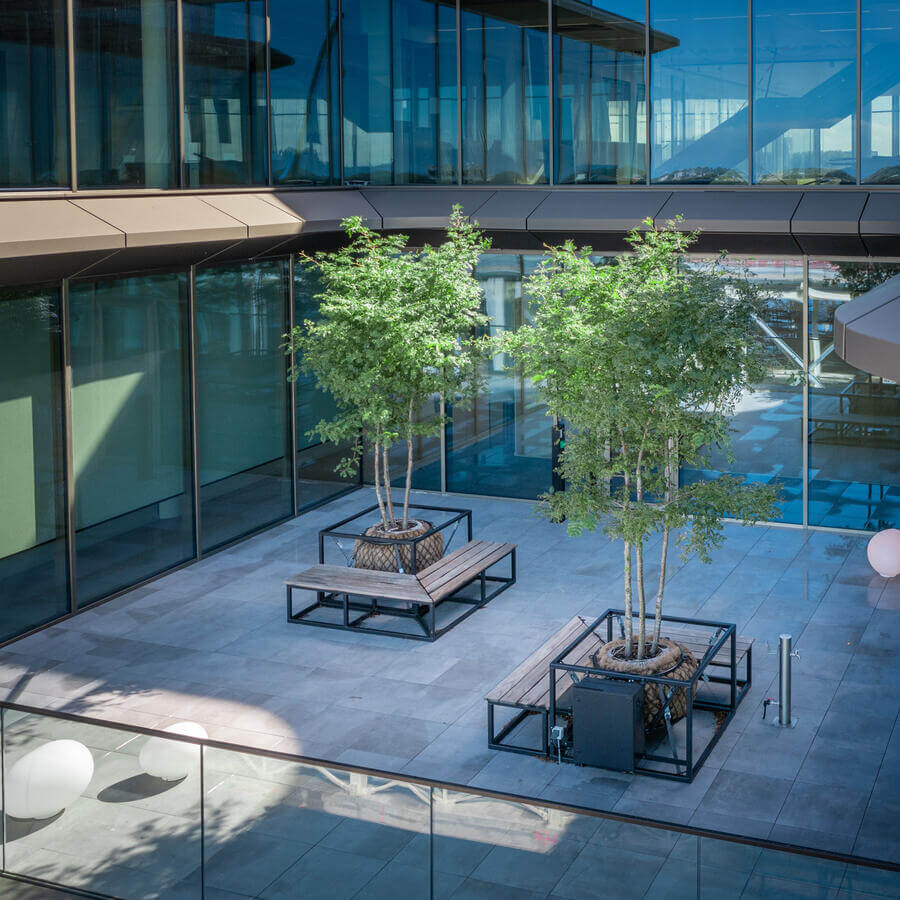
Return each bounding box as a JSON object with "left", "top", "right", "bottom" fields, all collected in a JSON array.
[{"left": 778, "top": 634, "right": 793, "bottom": 726}]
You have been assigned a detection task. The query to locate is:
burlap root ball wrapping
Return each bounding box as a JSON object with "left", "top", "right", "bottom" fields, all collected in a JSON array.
[
  {"left": 592, "top": 637, "right": 699, "bottom": 730},
  {"left": 353, "top": 520, "right": 444, "bottom": 574}
]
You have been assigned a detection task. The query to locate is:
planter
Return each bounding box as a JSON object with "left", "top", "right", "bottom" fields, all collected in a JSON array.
[
  {"left": 354, "top": 519, "right": 444, "bottom": 574},
  {"left": 592, "top": 638, "right": 699, "bottom": 730}
]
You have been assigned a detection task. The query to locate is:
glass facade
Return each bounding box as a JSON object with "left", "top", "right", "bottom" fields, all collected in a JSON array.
[
  {"left": 69, "top": 272, "right": 195, "bottom": 605},
  {"left": 753, "top": 0, "right": 857, "bottom": 184},
  {"left": 195, "top": 260, "right": 293, "bottom": 551},
  {"left": 75, "top": 0, "right": 179, "bottom": 188},
  {"left": 861, "top": 0, "right": 900, "bottom": 184},
  {"left": 0, "top": 286, "right": 69, "bottom": 642},
  {"left": 182, "top": 0, "right": 268, "bottom": 186},
  {"left": 0, "top": 1, "right": 69, "bottom": 188},
  {"left": 270, "top": 0, "right": 340, "bottom": 185},
  {"left": 461, "top": 0, "right": 549, "bottom": 184}
]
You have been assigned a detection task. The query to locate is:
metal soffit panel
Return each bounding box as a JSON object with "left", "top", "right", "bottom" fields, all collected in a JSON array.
[
  {"left": 527, "top": 190, "right": 672, "bottom": 232},
  {"left": 834, "top": 272, "right": 900, "bottom": 382},
  {"left": 268, "top": 190, "right": 382, "bottom": 233},
  {"left": 656, "top": 191, "right": 802, "bottom": 234},
  {"left": 0, "top": 199, "right": 124, "bottom": 259},
  {"left": 360, "top": 189, "right": 496, "bottom": 230}
]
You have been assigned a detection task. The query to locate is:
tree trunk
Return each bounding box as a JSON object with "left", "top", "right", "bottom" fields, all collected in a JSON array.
[
  {"left": 635, "top": 541, "right": 646, "bottom": 660},
  {"left": 382, "top": 444, "right": 395, "bottom": 526},
  {"left": 623, "top": 541, "right": 633, "bottom": 657},
  {"left": 373, "top": 438, "right": 388, "bottom": 528},
  {"left": 402, "top": 398, "right": 414, "bottom": 529},
  {"left": 651, "top": 526, "right": 669, "bottom": 655}
]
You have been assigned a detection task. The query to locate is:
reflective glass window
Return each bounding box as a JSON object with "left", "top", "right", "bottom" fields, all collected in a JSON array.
[
  {"left": 342, "top": 0, "right": 457, "bottom": 185},
  {"left": 446, "top": 254, "right": 552, "bottom": 498},
  {"left": 808, "top": 261, "right": 900, "bottom": 530},
  {"left": 183, "top": 0, "right": 267, "bottom": 186},
  {"left": 196, "top": 260, "right": 293, "bottom": 551},
  {"left": 861, "top": 0, "right": 900, "bottom": 184},
  {"left": 270, "top": 0, "right": 340, "bottom": 185},
  {"left": 70, "top": 272, "right": 194, "bottom": 605},
  {"left": 0, "top": 1, "right": 69, "bottom": 188},
  {"left": 554, "top": 0, "right": 646, "bottom": 184},
  {"left": 0, "top": 286, "right": 69, "bottom": 641},
  {"left": 680, "top": 258, "right": 805, "bottom": 524},
  {"left": 753, "top": 0, "right": 857, "bottom": 184},
  {"left": 293, "top": 262, "right": 358, "bottom": 509},
  {"left": 461, "top": 1, "right": 549, "bottom": 184},
  {"left": 650, "top": 0, "right": 749, "bottom": 184}
]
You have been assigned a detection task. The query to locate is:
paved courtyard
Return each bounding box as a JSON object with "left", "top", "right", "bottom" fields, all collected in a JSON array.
[{"left": 1, "top": 488, "right": 899, "bottom": 892}]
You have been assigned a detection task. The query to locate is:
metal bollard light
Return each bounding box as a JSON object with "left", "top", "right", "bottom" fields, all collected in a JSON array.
[{"left": 762, "top": 634, "right": 799, "bottom": 727}]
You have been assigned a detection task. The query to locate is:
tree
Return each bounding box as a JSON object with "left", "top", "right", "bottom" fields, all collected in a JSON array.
[
  {"left": 285, "top": 205, "right": 491, "bottom": 531},
  {"left": 505, "top": 220, "right": 780, "bottom": 660}
]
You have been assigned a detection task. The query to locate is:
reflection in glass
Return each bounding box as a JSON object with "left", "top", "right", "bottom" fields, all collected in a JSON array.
[
  {"left": 861, "top": 0, "right": 900, "bottom": 184},
  {"left": 183, "top": 0, "right": 267, "bottom": 186},
  {"left": 650, "top": 0, "right": 749, "bottom": 184},
  {"left": 808, "top": 261, "right": 900, "bottom": 530},
  {"left": 680, "top": 259, "right": 805, "bottom": 525},
  {"left": 70, "top": 272, "right": 194, "bottom": 605},
  {"left": 554, "top": 0, "right": 647, "bottom": 184},
  {"left": 294, "top": 262, "right": 359, "bottom": 509},
  {"left": 3, "top": 710, "right": 202, "bottom": 896},
  {"left": 196, "top": 260, "right": 292, "bottom": 551},
  {"left": 0, "top": 1, "right": 69, "bottom": 187},
  {"left": 0, "top": 287, "right": 69, "bottom": 642},
  {"left": 342, "top": 0, "right": 457, "bottom": 185},
  {"left": 461, "top": 1, "right": 549, "bottom": 184},
  {"left": 447, "top": 254, "right": 552, "bottom": 498},
  {"left": 75, "top": 0, "right": 178, "bottom": 188},
  {"left": 753, "top": 0, "right": 856, "bottom": 184},
  {"left": 270, "top": 0, "right": 340, "bottom": 185}
]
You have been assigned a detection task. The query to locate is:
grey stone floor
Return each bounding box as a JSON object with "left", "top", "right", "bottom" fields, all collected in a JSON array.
[{"left": 1, "top": 488, "right": 899, "bottom": 892}]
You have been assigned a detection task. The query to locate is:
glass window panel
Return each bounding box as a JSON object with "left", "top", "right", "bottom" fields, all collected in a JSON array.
[
  {"left": 196, "top": 260, "right": 292, "bottom": 551},
  {"left": 861, "top": 0, "right": 900, "bottom": 183},
  {"left": 342, "top": 0, "right": 457, "bottom": 185},
  {"left": 808, "top": 261, "right": 900, "bottom": 530},
  {"left": 2, "top": 709, "right": 202, "bottom": 896},
  {"left": 447, "top": 254, "right": 552, "bottom": 498},
  {"left": 293, "top": 261, "right": 359, "bottom": 509},
  {"left": 183, "top": 0, "right": 267, "bottom": 186},
  {"left": 753, "top": 0, "right": 857, "bottom": 184},
  {"left": 554, "top": 0, "right": 647, "bottom": 184},
  {"left": 462, "top": 0, "right": 549, "bottom": 184},
  {"left": 270, "top": 0, "right": 340, "bottom": 185},
  {"left": 75, "top": 0, "right": 179, "bottom": 189},
  {"left": 650, "top": 0, "right": 749, "bottom": 184},
  {"left": 680, "top": 258, "right": 805, "bottom": 525},
  {"left": 70, "top": 272, "right": 195, "bottom": 604},
  {"left": 0, "top": 1, "right": 69, "bottom": 187},
  {"left": 0, "top": 286, "right": 69, "bottom": 642}
]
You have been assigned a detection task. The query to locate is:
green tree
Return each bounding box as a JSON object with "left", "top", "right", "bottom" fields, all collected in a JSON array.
[
  {"left": 285, "top": 205, "right": 491, "bottom": 530},
  {"left": 505, "top": 220, "right": 779, "bottom": 659}
]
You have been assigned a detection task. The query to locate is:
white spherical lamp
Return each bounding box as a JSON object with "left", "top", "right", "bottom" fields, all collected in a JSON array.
[
  {"left": 5, "top": 740, "right": 94, "bottom": 820},
  {"left": 867, "top": 528, "right": 900, "bottom": 578},
  {"left": 139, "top": 721, "right": 207, "bottom": 781}
]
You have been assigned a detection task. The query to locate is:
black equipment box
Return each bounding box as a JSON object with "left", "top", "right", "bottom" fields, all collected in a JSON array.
[{"left": 572, "top": 677, "right": 644, "bottom": 771}]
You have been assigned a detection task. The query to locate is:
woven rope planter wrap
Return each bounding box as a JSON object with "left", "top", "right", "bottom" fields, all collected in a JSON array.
[
  {"left": 353, "top": 520, "right": 444, "bottom": 574},
  {"left": 592, "top": 637, "right": 699, "bottom": 731}
]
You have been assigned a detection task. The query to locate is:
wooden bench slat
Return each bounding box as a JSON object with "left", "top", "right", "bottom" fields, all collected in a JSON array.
[
  {"left": 287, "top": 564, "right": 431, "bottom": 603},
  {"left": 522, "top": 629, "right": 608, "bottom": 707},
  {"left": 420, "top": 542, "right": 515, "bottom": 601}
]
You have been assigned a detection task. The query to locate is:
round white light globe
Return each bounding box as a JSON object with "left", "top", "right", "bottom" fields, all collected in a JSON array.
[
  {"left": 5, "top": 739, "right": 94, "bottom": 820},
  {"left": 867, "top": 528, "right": 900, "bottom": 579},
  {"left": 139, "top": 721, "right": 207, "bottom": 781}
]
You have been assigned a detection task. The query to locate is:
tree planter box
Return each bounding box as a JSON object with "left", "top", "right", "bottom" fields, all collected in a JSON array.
[{"left": 548, "top": 610, "right": 752, "bottom": 783}]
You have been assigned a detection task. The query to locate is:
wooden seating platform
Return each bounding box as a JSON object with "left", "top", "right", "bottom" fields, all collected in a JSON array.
[
  {"left": 486, "top": 614, "right": 752, "bottom": 758},
  {"left": 286, "top": 540, "right": 516, "bottom": 641}
]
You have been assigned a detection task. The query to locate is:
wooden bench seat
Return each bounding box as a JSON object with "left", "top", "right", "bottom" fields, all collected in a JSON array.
[{"left": 286, "top": 539, "right": 516, "bottom": 641}]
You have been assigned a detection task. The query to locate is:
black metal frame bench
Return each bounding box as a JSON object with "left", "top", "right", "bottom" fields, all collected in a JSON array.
[{"left": 286, "top": 540, "right": 516, "bottom": 641}]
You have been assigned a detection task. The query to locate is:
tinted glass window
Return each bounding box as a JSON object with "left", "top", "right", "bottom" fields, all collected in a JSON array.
[
  {"left": 861, "top": 0, "right": 900, "bottom": 184},
  {"left": 183, "top": 0, "right": 268, "bottom": 186},
  {"left": 75, "top": 0, "right": 179, "bottom": 189},
  {"left": 0, "top": 1, "right": 69, "bottom": 187},
  {"left": 651, "top": 0, "right": 749, "bottom": 184},
  {"left": 753, "top": 0, "right": 856, "bottom": 184},
  {"left": 70, "top": 272, "right": 194, "bottom": 605},
  {"left": 554, "top": 0, "right": 646, "bottom": 184},
  {"left": 0, "top": 286, "right": 69, "bottom": 641},
  {"left": 461, "top": 0, "right": 549, "bottom": 184},
  {"left": 196, "top": 260, "right": 293, "bottom": 551},
  {"left": 270, "top": 0, "right": 340, "bottom": 185}
]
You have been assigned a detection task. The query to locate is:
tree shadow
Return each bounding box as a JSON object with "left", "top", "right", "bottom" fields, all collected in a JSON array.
[{"left": 98, "top": 773, "right": 185, "bottom": 803}]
